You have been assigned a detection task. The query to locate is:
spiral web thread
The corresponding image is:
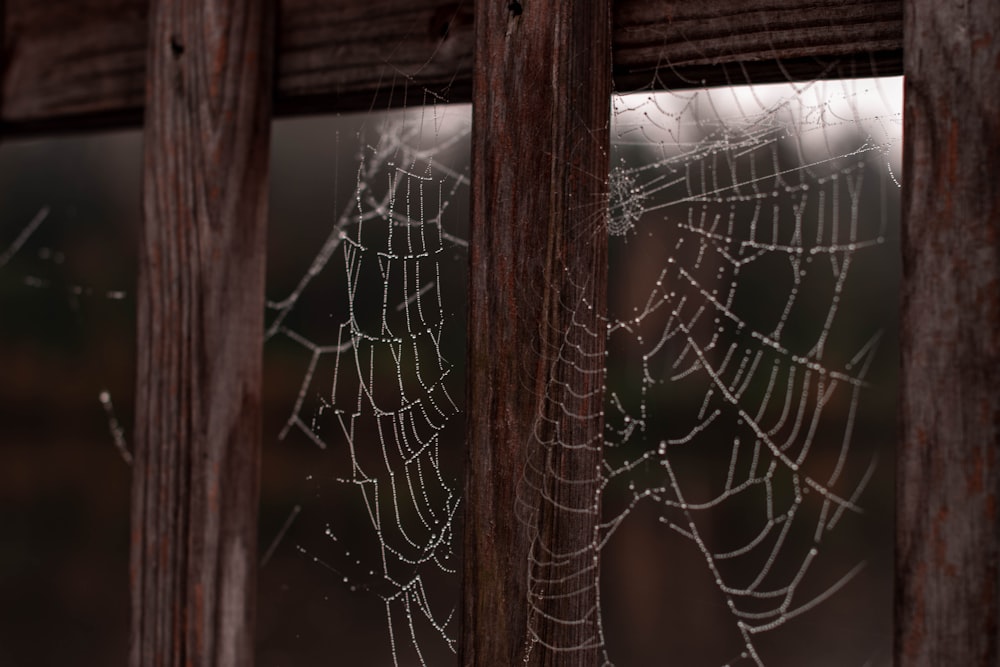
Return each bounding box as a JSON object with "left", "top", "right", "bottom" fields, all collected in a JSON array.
[
  {"left": 501, "top": 78, "right": 900, "bottom": 665},
  {"left": 0, "top": 77, "right": 899, "bottom": 665},
  {"left": 265, "top": 104, "right": 471, "bottom": 666},
  {"left": 594, "top": 79, "right": 900, "bottom": 665}
]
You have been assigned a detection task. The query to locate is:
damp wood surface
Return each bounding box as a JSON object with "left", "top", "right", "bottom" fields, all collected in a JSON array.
[
  {"left": 131, "top": 0, "right": 273, "bottom": 665},
  {"left": 462, "top": 1, "right": 612, "bottom": 665},
  {"left": 895, "top": 0, "right": 1000, "bottom": 664},
  {"left": 1, "top": 0, "right": 901, "bottom": 134}
]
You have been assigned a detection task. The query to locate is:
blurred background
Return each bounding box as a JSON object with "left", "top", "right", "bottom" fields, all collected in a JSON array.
[{"left": 0, "top": 129, "right": 138, "bottom": 666}]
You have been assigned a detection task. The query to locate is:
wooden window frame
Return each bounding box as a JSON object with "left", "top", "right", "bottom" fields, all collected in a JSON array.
[{"left": 2, "top": 0, "right": 996, "bottom": 665}]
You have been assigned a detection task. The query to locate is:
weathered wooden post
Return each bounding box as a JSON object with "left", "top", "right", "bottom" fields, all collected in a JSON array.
[
  {"left": 130, "top": 1, "right": 274, "bottom": 664},
  {"left": 463, "top": 1, "right": 613, "bottom": 665},
  {"left": 896, "top": 0, "right": 1000, "bottom": 664}
]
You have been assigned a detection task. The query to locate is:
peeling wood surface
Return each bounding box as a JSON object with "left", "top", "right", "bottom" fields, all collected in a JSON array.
[
  {"left": 895, "top": 0, "right": 1000, "bottom": 664},
  {"left": 1, "top": 0, "right": 900, "bottom": 134},
  {"left": 462, "top": 1, "right": 611, "bottom": 665},
  {"left": 130, "top": 0, "right": 273, "bottom": 665}
]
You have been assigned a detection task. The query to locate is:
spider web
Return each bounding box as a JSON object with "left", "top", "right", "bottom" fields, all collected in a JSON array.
[
  {"left": 261, "top": 102, "right": 471, "bottom": 666},
  {"left": 596, "top": 79, "right": 901, "bottom": 666},
  {"left": 0, "top": 75, "right": 900, "bottom": 666},
  {"left": 265, "top": 77, "right": 899, "bottom": 666}
]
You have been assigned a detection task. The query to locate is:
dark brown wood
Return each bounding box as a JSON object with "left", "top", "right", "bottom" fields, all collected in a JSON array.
[
  {"left": 896, "top": 0, "right": 1000, "bottom": 664},
  {"left": 462, "top": 1, "right": 611, "bottom": 665},
  {"left": 275, "top": 0, "right": 475, "bottom": 114},
  {"left": 1, "top": 0, "right": 148, "bottom": 133},
  {"left": 613, "top": 0, "right": 903, "bottom": 90},
  {"left": 1, "top": 0, "right": 901, "bottom": 134},
  {"left": 0, "top": 0, "right": 472, "bottom": 133},
  {"left": 0, "top": 0, "right": 4, "bottom": 132},
  {"left": 130, "top": 0, "right": 273, "bottom": 665}
]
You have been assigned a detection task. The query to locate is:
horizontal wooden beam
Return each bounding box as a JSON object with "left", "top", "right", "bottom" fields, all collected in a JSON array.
[
  {"left": 613, "top": 0, "right": 903, "bottom": 91},
  {"left": 1, "top": 0, "right": 901, "bottom": 135}
]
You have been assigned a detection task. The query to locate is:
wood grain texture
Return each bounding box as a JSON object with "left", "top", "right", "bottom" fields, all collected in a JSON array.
[
  {"left": 130, "top": 1, "right": 273, "bottom": 665},
  {"left": 1, "top": 0, "right": 901, "bottom": 134},
  {"left": 0, "top": 0, "right": 472, "bottom": 133},
  {"left": 613, "top": 0, "right": 903, "bottom": 90},
  {"left": 275, "top": 0, "right": 474, "bottom": 113},
  {"left": 2, "top": 0, "right": 148, "bottom": 131},
  {"left": 896, "top": 0, "right": 1000, "bottom": 664},
  {"left": 462, "top": 1, "right": 611, "bottom": 665}
]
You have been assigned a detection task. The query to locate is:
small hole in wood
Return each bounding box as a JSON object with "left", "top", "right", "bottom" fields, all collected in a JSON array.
[
  {"left": 508, "top": 1, "right": 523, "bottom": 17},
  {"left": 169, "top": 35, "right": 185, "bottom": 57}
]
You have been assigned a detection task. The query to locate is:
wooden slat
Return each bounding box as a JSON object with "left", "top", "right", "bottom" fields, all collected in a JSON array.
[
  {"left": 462, "top": 1, "right": 611, "bottom": 665},
  {"left": 0, "top": 0, "right": 4, "bottom": 141},
  {"left": 0, "top": 0, "right": 5, "bottom": 124},
  {"left": 130, "top": 0, "right": 273, "bottom": 665},
  {"left": 2, "top": 0, "right": 148, "bottom": 132},
  {"left": 275, "top": 0, "right": 474, "bottom": 113},
  {"left": 1, "top": 0, "right": 901, "bottom": 134},
  {"left": 613, "top": 0, "right": 903, "bottom": 90},
  {"left": 895, "top": 0, "right": 1000, "bottom": 664},
  {"left": 0, "top": 0, "right": 471, "bottom": 133}
]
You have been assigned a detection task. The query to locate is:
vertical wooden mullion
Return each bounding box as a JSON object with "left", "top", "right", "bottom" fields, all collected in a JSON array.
[
  {"left": 131, "top": 1, "right": 274, "bottom": 665},
  {"left": 896, "top": 0, "right": 1000, "bottom": 664},
  {"left": 463, "top": 1, "right": 613, "bottom": 665},
  {"left": 0, "top": 0, "right": 4, "bottom": 133}
]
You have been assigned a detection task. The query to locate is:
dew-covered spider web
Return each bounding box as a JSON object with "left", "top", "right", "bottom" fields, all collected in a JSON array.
[
  {"left": 596, "top": 79, "right": 901, "bottom": 666},
  {"left": 0, "top": 75, "right": 900, "bottom": 666},
  {"left": 258, "top": 102, "right": 471, "bottom": 666},
  {"left": 258, "top": 76, "right": 899, "bottom": 666}
]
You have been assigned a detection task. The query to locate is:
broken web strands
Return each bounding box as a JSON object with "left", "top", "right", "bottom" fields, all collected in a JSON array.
[
  {"left": 268, "top": 104, "right": 470, "bottom": 666},
  {"left": 0, "top": 207, "right": 50, "bottom": 269},
  {"left": 2, "top": 207, "right": 134, "bottom": 466},
  {"left": 601, "top": 79, "right": 900, "bottom": 665},
  {"left": 0, "top": 207, "right": 129, "bottom": 303}
]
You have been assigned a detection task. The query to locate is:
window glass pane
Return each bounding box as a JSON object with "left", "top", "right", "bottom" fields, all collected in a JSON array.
[{"left": 602, "top": 78, "right": 901, "bottom": 665}]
